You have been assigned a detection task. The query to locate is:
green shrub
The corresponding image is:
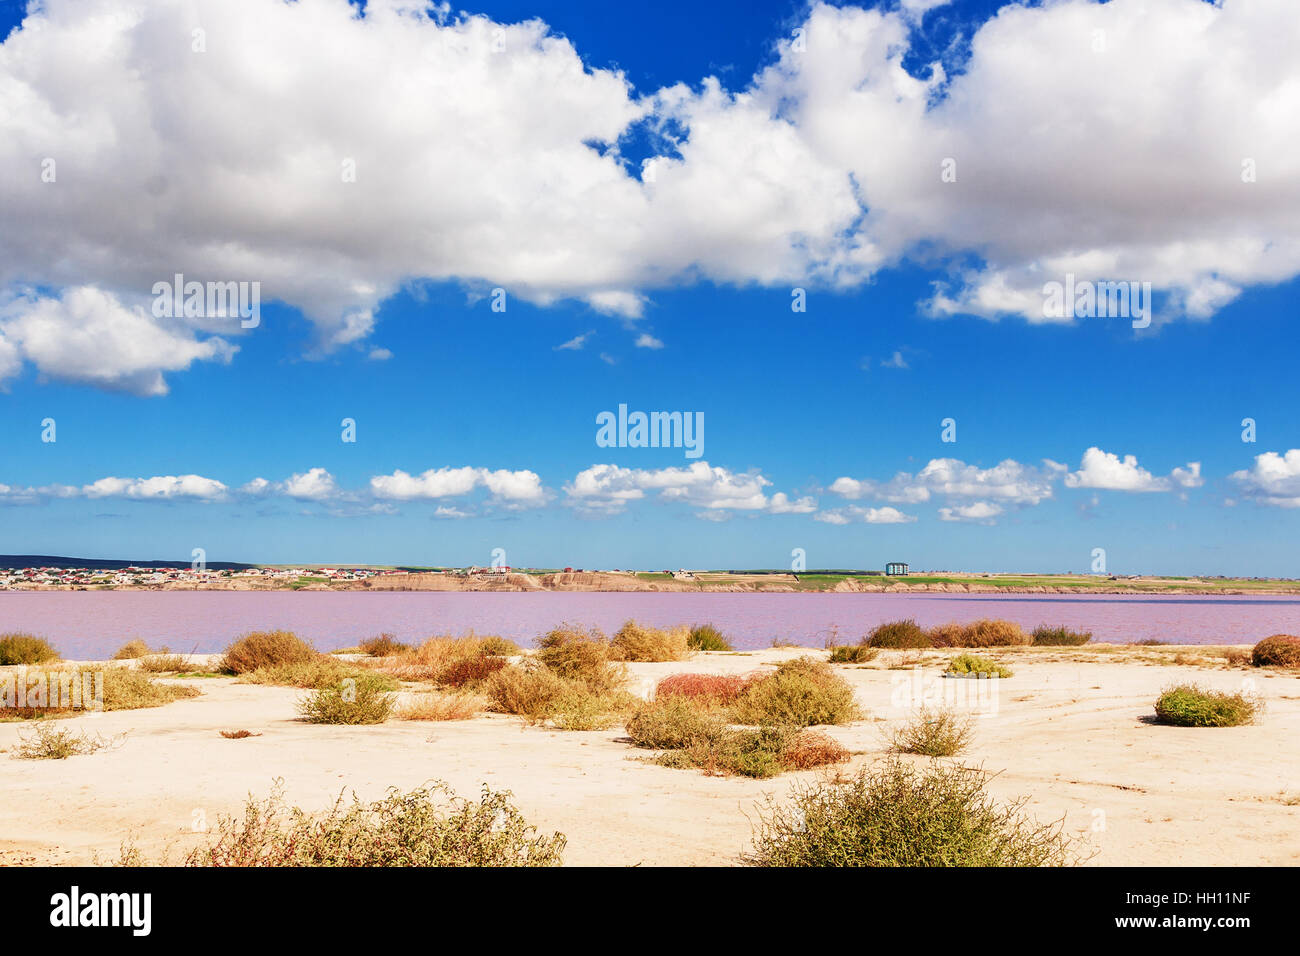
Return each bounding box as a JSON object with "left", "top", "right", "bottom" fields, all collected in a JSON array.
[
  {"left": 219, "top": 631, "right": 317, "bottom": 675},
  {"left": 730, "top": 657, "right": 860, "bottom": 727},
  {"left": 828, "top": 645, "right": 877, "bottom": 664},
  {"left": 1251, "top": 635, "right": 1300, "bottom": 668},
  {"left": 743, "top": 759, "right": 1079, "bottom": 866},
  {"left": 181, "top": 782, "right": 565, "bottom": 867},
  {"left": 946, "top": 654, "right": 1014, "bottom": 679},
  {"left": 1031, "top": 625, "right": 1092, "bottom": 646},
  {"left": 112, "top": 639, "right": 151, "bottom": 660},
  {"left": 657, "top": 726, "right": 849, "bottom": 779},
  {"left": 687, "top": 624, "right": 734, "bottom": 652},
  {"left": 627, "top": 696, "right": 727, "bottom": 749},
  {"left": 0, "top": 634, "right": 59, "bottom": 665},
  {"left": 612, "top": 620, "right": 690, "bottom": 662},
  {"left": 866, "top": 620, "right": 930, "bottom": 649},
  {"left": 549, "top": 687, "right": 637, "bottom": 731},
  {"left": 297, "top": 675, "right": 394, "bottom": 724},
  {"left": 891, "top": 707, "right": 975, "bottom": 756},
  {"left": 1153, "top": 684, "right": 1259, "bottom": 727}
]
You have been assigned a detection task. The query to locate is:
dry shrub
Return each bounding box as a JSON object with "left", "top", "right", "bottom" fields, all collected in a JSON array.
[
  {"left": 220, "top": 729, "right": 260, "bottom": 739},
  {"left": 1031, "top": 626, "right": 1092, "bottom": 646},
  {"left": 612, "top": 620, "right": 690, "bottom": 662},
  {"left": 377, "top": 634, "right": 520, "bottom": 681},
  {"left": 535, "top": 625, "right": 624, "bottom": 693},
  {"left": 627, "top": 696, "right": 728, "bottom": 749},
  {"left": 866, "top": 620, "right": 930, "bottom": 649},
  {"left": 730, "top": 657, "right": 861, "bottom": 727},
  {"left": 549, "top": 688, "right": 638, "bottom": 731},
  {"left": 138, "top": 654, "right": 187, "bottom": 673},
  {"left": 219, "top": 631, "right": 317, "bottom": 675},
  {"left": 14, "top": 724, "right": 118, "bottom": 759},
  {"left": 180, "top": 782, "right": 565, "bottom": 867},
  {"left": 359, "top": 633, "right": 411, "bottom": 657},
  {"left": 828, "top": 645, "right": 877, "bottom": 664},
  {"left": 239, "top": 657, "right": 392, "bottom": 691},
  {"left": 655, "top": 673, "right": 753, "bottom": 705},
  {"left": 436, "top": 654, "right": 507, "bottom": 688},
  {"left": 958, "top": 619, "right": 1031, "bottom": 647},
  {"left": 1252, "top": 634, "right": 1300, "bottom": 668},
  {"left": 112, "top": 639, "right": 151, "bottom": 660},
  {"left": 395, "top": 691, "right": 484, "bottom": 721},
  {"left": 485, "top": 663, "right": 571, "bottom": 722},
  {"left": 924, "top": 622, "right": 969, "bottom": 648},
  {"left": 1224, "top": 649, "right": 1253, "bottom": 667},
  {"left": 780, "top": 730, "right": 851, "bottom": 771},
  {"left": 891, "top": 707, "right": 975, "bottom": 756},
  {"left": 0, "top": 634, "right": 59, "bottom": 666}
]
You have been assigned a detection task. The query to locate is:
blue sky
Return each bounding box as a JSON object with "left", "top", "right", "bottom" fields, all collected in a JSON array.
[{"left": 1, "top": 0, "right": 1298, "bottom": 573}]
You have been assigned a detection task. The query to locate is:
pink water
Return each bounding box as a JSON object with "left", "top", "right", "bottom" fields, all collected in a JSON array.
[{"left": 3, "top": 591, "right": 1299, "bottom": 658}]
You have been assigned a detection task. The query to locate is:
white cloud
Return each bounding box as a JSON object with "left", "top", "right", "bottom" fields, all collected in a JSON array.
[
  {"left": 815, "top": 505, "right": 916, "bottom": 525},
  {"left": 938, "top": 501, "right": 1003, "bottom": 523},
  {"left": 0, "top": 287, "right": 235, "bottom": 395},
  {"left": 1230, "top": 450, "right": 1300, "bottom": 507},
  {"left": 554, "top": 331, "right": 593, "bottom": 351},
  {"left": 282, "top": 467, "right": 340, "bottom": 501},
  {"left": 5, "top": 0, "right": 1292, "bottom": 392},
  {"left": 1064, "top": 447, "right": 1202, "bottom": 493},
  {"left": 831, "top": 458, "right": 1056, "bottom": 507},
  {"left": 879, "top": 350, "right": 909, "bottom": 369},
  {"left": 370, "top": 466, "right": 546, "bottom": 507},
  {"left": 82, "top": 474, "right": 228, "bottom": 500},
  {"left": 634, "top": 333, "right": 664, "bottom": 349},
  {"left": 367, "top": 347, "right": 393, "bottom": 361},
  {"left": 564, "top": 461, "right": 809, "bottom": 516}
]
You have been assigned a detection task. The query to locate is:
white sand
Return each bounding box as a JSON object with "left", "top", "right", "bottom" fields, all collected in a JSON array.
[{"left": 1, "top": 646, "right": 1297, "bottom": 866}]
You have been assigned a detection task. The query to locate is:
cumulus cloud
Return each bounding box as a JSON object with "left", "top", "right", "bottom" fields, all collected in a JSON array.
[
  {"left": 634, "top": 333, "right": 664, "bottom": 349},
  {"left": 3, "top": 0, "right": 1294, "bottom": 391},
  {"left": 1064, "top": 447, "right": 1202, "bottom": 493},
  {"left": 370, "top": 466, "right": 546, "bottom": 507},
  {"left": 831, "top": 458, "right": 1056, "bottom": 508},
  {"left": 814, "top": 505, "right": 916, "bottom": 525},
  {"left": 82, "top": 474, "right": 228, "bottom": 500},
  {"left": 564, "top": 462, "right": 811, "bottom": 516},
  {"left": 282, "top": 467, "right": 340, "bottom": 501},
  {"left": 1230, "top": 450, "right": 1300, "bottom": 507},
  {"left": 938, "top": 501, "right": 1003, "bottom": 523}
]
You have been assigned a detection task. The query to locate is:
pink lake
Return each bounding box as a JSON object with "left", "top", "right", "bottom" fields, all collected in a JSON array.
[{"left": 3, "top": 591, "right": 1299, "bottom": 658}]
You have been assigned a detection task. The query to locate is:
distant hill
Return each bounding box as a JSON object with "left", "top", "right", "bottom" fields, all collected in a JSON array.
[{"left": 0, "top": 555, "right": 257, "bottom": 571}]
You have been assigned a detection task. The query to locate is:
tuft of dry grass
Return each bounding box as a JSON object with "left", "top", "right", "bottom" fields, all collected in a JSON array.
[
  {"left": 219, "top": 631, "right": 317, "bottom": 675},
  {"left": 627, "top": 696, "right": 728, "bottom": 749},
  {"left": 924, "top": 622, "right": 968, "bottom": 648},
  {"left": 866, "top": 619, "right": 930, "bottom": 649},
  {"left": 0, "top": 633, "right": 60, "bottom": 666},
  {"left": 485, "top": 663, "right": 570, "bottom": 722},
  {"left": 958, "top": 619, "right": 1031, "bottom": 647},
  {"left": 891, "top": 707, "right": 975, "bottom": 756},
  {"left": 1031, "top": 625, "right": 1092, "bottom": 646},
  {"left": 112, "top": 639, "right": 151, "bottom": 660},
  {"left": 435, "top": 655, "right": 507, "bottom": 688},
  {"left": 239, "top": 657, "right": 394, "bottom": 691},
  {"left": 780, "top": 730, "right": 851, "bottom": 771},
  {"left": 138, "top": 654, "right": 188, "bottom": 673},
  {"left": 358, "top": 633, "right": 412, "bottom": 657},
  {"left": 394, "top": 691, "right": 484, "bottom": 722},
  {"left": 220, "top": 729, "right": 261, "bottom": 739},
  {"left": 535, "top": 625, "right": 625, "bottom": 693},
  {"left": 828, "top": 645, "right": 878, "bottom": 664},
  {"left": 687, "top": 624, "right": 733, "bottom": 651},
  {"left": 13, "top": 723, "right": 120, "bottom": 759},
  {"left": 612, "top": 620, "right": 690, "bottom": 662},
  {"left": 367, "top": 634, "right": 519, "bottom": 682}
]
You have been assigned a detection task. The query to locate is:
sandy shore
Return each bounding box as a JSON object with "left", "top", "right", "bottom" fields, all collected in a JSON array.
[{"left": 2, "top": 646, "right": 1298, "bottom": 866}]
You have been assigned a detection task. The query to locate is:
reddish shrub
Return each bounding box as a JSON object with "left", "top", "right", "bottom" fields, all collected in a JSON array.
[
  {"left": 436, "top": 655, "right": 508, "bottom": 688},
  {"left": 780, "top": 731, "right": 850, "bottom": 771},
  {"left": 655, "top": 673, "right": 753, "bottom": 705}
]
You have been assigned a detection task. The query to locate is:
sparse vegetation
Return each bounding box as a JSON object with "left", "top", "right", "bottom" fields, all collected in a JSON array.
[
  {"left": 866, "top": 619, "right": 929, "bottom": 649},
  {"left": 138, "top": 654, "right": 188, "bottom": 673},
  {"left": 828, "top": 645, "right": 877, "bottom": 664},
  {"left": 655, "top": 673, "right": 752, "bottom": 706},
  {"left": 14, "top": 724, "right": 118, "bottom": 759},
  {"left": 891, "top": 707, "right": 975, "bottom": 756},
  {"left": 924, "top": 622, "right": 968, "bottom": 648},
  {"left": 958, "top": 619, "right": 1031, "bottom": 647},
  {"left": 180, "top": 782, "right": 565, "bottom": 867},
  {"left": 220, "top": 730, "right": 260, "bottom": 739},
  {"left": 297, "top": 674, "right": 395, "bottom": 724},
  {"left": 394, "top": 691, "right": 484, "bottom": 722},
  {"left": 0, "top": 633, "right": 59, "bottom": 666},
  {"left": 1032, "top": 625, "right": 1092, "bottom": 646},
  {"left": 1252, "top": 634, "right": 1300, "bottom": 669},
  {"left": 743, "top": 760, "right": 1080, "bottom": 866},
  {"left": 219, "top": 631, "right": 317, "bottom": 675},
  {"left": 687, "top": 624, "right": 734, "bottom": 652},
  {"left": 627, "top": 696, "right": 728, "bottom": 749},
  {"left": 655, "top": 725, "right": 849, "bottom": 779},
  {"left": 240, "top": 657, "right": 394, "bottom": 691},
  {"left": 1153, "top": 684, "right": 1259, "bottom": 727},
  {"left": 730, "top": 657, "right": 860, "bottom": 727},
  {"left": 946, "top": 654, "right": 1014, "bottom": 679},
  {"left": 484, "top": 663, "right": 570, "bottom": 721},
  {"left": 612, "top": 620, "right": 690, "bottom": 662},
  {"left": 534, "top": 625, "right": 625, "bottom": 693}
]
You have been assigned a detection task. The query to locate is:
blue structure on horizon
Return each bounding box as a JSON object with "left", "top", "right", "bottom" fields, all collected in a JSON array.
[{"left": 885, "top": 562, "right": 909, "bottom": 576}]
